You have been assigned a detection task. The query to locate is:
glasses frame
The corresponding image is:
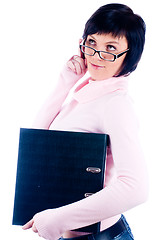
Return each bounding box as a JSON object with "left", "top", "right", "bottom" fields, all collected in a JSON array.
[{"left": 80, "top": 44, "right": 129, "bottom": 62}]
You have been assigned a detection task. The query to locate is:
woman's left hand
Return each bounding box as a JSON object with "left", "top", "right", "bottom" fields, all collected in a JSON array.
[
  {"left": 22, "top": 218, "right": 39, "bottom": 232},
  {"left": 22, "top": 209, "right": 64, "bottom": 240}
]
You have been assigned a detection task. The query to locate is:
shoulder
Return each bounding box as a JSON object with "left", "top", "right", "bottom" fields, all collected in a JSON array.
[
  {"left": 101, "top": 92, "right": 139, "bottom": 134},
  {"left": 101, "top": 91, "right": 135, "bottom": 115}
]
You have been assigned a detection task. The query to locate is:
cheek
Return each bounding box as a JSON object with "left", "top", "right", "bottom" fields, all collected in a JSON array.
[
  {"left": 104, "top": 57, "right": 125, "bottom": 75},
  {"left": 105, "top": 58, "right": 123, "bottom": 70}
]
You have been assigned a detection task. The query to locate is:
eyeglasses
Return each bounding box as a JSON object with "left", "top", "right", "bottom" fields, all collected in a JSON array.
[{"left": 80, "top": 45, "right": 129, "bottom": 62}]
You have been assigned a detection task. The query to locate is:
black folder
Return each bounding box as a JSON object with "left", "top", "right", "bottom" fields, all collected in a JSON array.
[{"left": 12, "top": 128, "right": 109, "bottom": 233}]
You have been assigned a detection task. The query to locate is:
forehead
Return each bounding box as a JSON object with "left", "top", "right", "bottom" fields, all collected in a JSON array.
[{"left": 88, "top": 33, "right": 128, "bottom": 47}]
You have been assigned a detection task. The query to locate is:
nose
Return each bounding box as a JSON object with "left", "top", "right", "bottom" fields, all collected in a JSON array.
[{"left": 93, "top": 51, "right": 102, "bottom": 61}]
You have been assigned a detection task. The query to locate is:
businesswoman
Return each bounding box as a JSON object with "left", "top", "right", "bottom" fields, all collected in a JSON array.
[{"left": 23, "top": 3, "right": 149, "bottom": 240}]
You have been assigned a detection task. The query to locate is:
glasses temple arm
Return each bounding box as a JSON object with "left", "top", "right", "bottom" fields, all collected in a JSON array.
[{"left": 117, "top": 49, "right": 129, "bottom": 58}]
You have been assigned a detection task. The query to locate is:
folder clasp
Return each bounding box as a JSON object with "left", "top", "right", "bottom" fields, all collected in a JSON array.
[
  {"left": 84, "top": 193, "right": 93, "bottom": 197},
  {"left": 86, "top": 167, "right": 101, "bottom": 173}
]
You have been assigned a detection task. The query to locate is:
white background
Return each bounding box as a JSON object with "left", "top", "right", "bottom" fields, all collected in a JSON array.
[{"left": 0, "top": 0, "right": 160, "bottom": 239}]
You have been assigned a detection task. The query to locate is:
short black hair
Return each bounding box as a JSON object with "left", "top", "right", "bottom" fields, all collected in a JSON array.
[{"left": 83, "top": 3, "right": 146, "bottom": 77}]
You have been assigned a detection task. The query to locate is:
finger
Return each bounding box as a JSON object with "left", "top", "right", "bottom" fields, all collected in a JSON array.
[
  {"left": 73, "top": 56, "right": 86, "bottom": 73},
  {"left": 32, "top": 223, "right": 38, "bottom": 233},
  {"left": 67, "top": 55, "right": 87, "bottom": 75},
  {"left": 67, "top": 56, "right": 84, "bottom": 75},
  {"left": 79, "top": 38, "right": 83, "bottom": 45},
  {"left": 67, "top": 59, "right": 76, "bottom": 73},
  {"left": 72, "top": 58, "right": 82, "bottom": 75},
  {"left": 22, "top": 219, "right": 34, "bottom": 230}
]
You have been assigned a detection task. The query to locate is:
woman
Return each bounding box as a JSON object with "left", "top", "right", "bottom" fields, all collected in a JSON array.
[{"left": 23, "top": 3, "right": 149, "bottom": 240}]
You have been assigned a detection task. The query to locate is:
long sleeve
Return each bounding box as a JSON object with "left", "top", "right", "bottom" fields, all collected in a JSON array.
[
  {"left": 33, "top": 93, "right": 149, "bottom": 240},
  {"left": 32, "top": 65, "right": 85, "bottom": 129}
]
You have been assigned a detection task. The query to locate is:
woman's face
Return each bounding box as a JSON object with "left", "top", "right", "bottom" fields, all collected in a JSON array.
[{"left": 85, "top": 33, "right": 128, "bottom": 80}]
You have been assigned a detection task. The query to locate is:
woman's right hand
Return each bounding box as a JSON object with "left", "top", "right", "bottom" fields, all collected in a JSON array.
[{"left": 67, "top": 39, "right": 87, "bottom": 75}]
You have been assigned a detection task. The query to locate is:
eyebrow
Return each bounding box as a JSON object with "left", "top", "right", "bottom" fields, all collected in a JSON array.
[
  {"left": 88, "top": 35, "right": 119, "bottom": 45},
  {"left": 107, "top": 41, "right": 119, "bottom": 45}
]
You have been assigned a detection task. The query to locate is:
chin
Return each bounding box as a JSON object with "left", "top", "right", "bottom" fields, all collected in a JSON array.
[
  {"left": 87, "top": 65, "right": 114, "bottom": 80},
  {"left": 89, "top": 71, "right": 113, "bottom": 81}
]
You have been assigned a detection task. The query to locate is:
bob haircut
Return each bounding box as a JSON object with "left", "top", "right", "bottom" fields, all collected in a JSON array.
[{"left": 82, "top": 3, "right": 146, "bottom": 77}]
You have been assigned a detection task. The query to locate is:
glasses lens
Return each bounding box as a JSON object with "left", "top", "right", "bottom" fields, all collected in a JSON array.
[
  {"left": 81, "top": 46, "right": 95, "bottom": 56},
  {"left": 100, "top": 52, "right": 115, "bottom": 61},
  {"left": 80, "top": 45, "right": 115, "bottom": 61}
]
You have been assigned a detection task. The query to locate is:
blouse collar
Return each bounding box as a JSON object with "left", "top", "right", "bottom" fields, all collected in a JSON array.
[{"left": 73, "top": 76, "right": 129, "bottom": 103}]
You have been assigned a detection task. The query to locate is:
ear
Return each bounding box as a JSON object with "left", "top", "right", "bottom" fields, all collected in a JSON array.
[{"left": 79, "top": 38, "right": 85, "bottom": 59}]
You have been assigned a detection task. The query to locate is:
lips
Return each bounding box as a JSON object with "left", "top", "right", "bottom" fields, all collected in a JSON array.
[{"left": 90, "top": 62, "right": 105, "bottom": 70}]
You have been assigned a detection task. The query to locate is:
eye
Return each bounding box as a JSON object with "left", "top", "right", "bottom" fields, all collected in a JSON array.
[
  {"left": 87, "top": 38, "right": 96, "bottom": 46},
  {"left": 107, "top": 45, "right": 116, "bottom": 51}
]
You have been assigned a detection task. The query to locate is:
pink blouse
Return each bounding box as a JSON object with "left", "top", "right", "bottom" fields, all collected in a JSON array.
[{"left": 32, "top": 65, "right": 149, "bottom": 240}]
